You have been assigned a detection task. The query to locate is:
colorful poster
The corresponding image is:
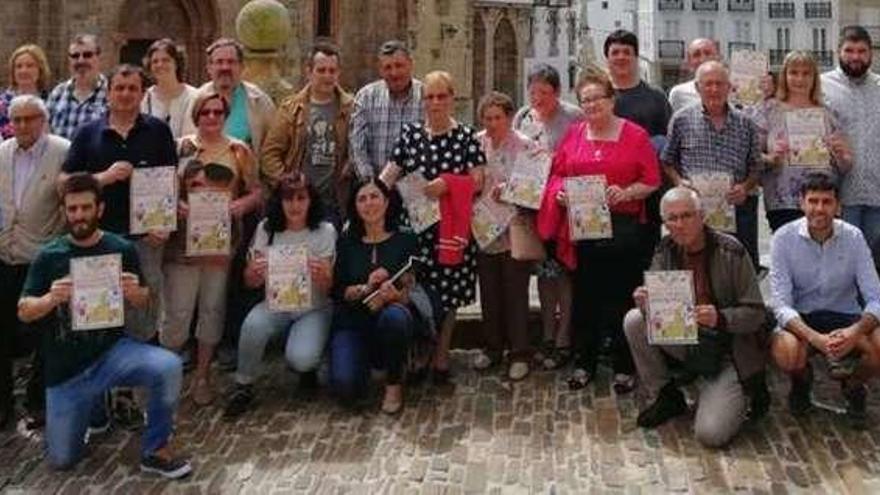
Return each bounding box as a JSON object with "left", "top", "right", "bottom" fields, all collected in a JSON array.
[
  {"left": 645, "top": 270, "right": 698, "bottom": 345},
  {"left": 730, "top": 50, "right": 768, "bottom": 107},
  {"left": 186, "top": 191, "right": 231, "bottom": 256},
  {"left": 71, "top": 254, "right": 124, "bottom": 331},
  {"left": 266, "top": 244, "right": 312, "bottom": 313},
  {"left": 130, "top": 166, "right": 178, "bottom": 235},
  {"left": 691, "top": 172, "right": 736, "bottom": 233},
  {"left": 501, "top": 148, "right": 552, "bottom": 209},
  {"left": 565, "top": 175, "right": 612, "bottom": 241},
  {"left": 396, "top": 172, "right": 440, "bottom": 234},
  {"left": 471, "top": 196, "right": 516, "bottom": 250},
  {"left": 785, "top": 107, "right": 831, "bottom": 167}
]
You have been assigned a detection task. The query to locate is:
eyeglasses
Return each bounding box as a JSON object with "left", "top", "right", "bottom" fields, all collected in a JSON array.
[
  {"left": 580, "top": 94, "right": 611, "bottom": 105},
  {"left": 424, "top": 93, "right": 451, "bottom": 101},
  {"left": 662, "top": 211, "right": 698, "bottom": 224},
  {"left": 68, "top": 51, "right": 95, "bottom": 60},
  {"left": 198, "top": 109, "right": 225, "bottom": 117}
]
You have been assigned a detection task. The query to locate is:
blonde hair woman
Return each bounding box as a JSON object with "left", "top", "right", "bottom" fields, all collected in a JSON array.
[{"left": 1, "top": 44, "right": 52, "bottom": 138}]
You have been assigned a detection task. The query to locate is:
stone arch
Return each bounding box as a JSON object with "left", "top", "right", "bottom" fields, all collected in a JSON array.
[
  {"left": 116, "top": 0, "right": 220, "bottom": 84},
  {"left": 492, "top": 17, "right": 518, "bottom": 105},
  {"left": 472, "top": 13, "right": 486, "bottom": 116}
]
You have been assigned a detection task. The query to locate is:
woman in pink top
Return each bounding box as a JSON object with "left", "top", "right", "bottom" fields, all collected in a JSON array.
[{"left": 538, "top": 68, "right": 661, "bottom": 391}]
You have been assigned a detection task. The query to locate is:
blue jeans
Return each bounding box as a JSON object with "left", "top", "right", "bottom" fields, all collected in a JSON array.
[
  {"left": 842, "top": 206, "right": 880, "bottom": 254},
  {"left": 329, "top": 304, "right": 414, "bottom": 405},
  {"left": 45, "top": 337, "right": 182, "bottom": 469},
  {"left": 735, "top": 195, "right": 759, "bottom": 269},
  {"left": 235, "top": 302, "right": 332, "bottom": 385}
]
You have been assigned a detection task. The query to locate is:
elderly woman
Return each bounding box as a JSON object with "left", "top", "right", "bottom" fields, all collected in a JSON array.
[
  {"left": 379, "top": 71, "right": 485, "bottom": 384},
  {"left": 538, "top": 68, "right": 661, "bottom": 391},
  {"left": 0, "top": 44, "right": 51, "bottom": 139},
  {"left": 759, "top": 50, "right": 851, "bottom": 232},
  {"left": 162, "top": 92, "right": 263, "bottom": 406},
  {"left": 141, "top": 38, "right": 198, "bottom": 139},
  {"left": 472, "top": 91, "right": 540, "bottom": 380},
  {"left": 330, "top": 178, "right": 418, "bottom": 413}
]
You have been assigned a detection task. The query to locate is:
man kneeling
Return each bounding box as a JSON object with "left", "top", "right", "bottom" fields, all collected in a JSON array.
[
  {"left": 624, "top": 187, "right": 767, "bottom": 448},
  {"left": 17, "top": 173, "right": 191, "bottom": 478},
  {"left": 769, "top": 173, "right": 880, "bottom": 429}
]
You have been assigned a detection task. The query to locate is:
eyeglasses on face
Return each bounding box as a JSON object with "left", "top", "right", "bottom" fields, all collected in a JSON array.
[
  {"left": 198, "top": 109, "right": 225, "bottom": 117},
  {"left": 662, "top": 210, "right": 698, "bottom": 224},
  {"left": 69, "top": 51, "right": 96, "bottom": 60}
]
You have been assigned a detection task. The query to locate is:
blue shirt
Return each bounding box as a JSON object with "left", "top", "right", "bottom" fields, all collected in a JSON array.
[
  {"left": 62, "top": 114, "right": 177, "bottom": 235},
  {"left": 770, "top": 217, "right": 880, "bottom": 327},
  {"left": 224, "top": 84, "right": 252, "bottom": 146}
]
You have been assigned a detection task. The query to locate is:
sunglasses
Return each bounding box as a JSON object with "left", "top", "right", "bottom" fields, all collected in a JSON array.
[
  {"left": 69, "top": 51, "right": 96, "bottom": 60},
  {"left": 199, "top": 109, "right": 225, "bottom": 117}
]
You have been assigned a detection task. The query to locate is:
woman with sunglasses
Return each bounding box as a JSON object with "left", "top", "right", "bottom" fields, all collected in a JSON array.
[{"left": 141, "top": 39, "right": 198, "bottom": 139}]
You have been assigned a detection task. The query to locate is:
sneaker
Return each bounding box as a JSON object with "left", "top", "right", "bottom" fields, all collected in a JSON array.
[
  {"left": 612, "top": 373, "right": 637, "bottom": 394},
  {"left": 223, "top": 384, "right": 255, "bottom": 419},
  {"left": 84, "top": 416, "right": 111, "bottom": 443},
  {"left": 636, "top": 383, "right": 688, "bottom": 428},
  {"left": 140, "top": 446, "right": 192, "bottom": 479},
  {"left": 192, "top": 377, "right": 213, "bottom": 407},
  {"left": 508, "top": 361, "right": 530, "bottom": 381},
  {"left": 473, "top": 350, "right": 499, "bottom": 371},
  {"left": 844, "top": 383, "right": 868, "bottom": 431},
  {"left": 788, "top": 365, "right": 813, "bottom": 417}
]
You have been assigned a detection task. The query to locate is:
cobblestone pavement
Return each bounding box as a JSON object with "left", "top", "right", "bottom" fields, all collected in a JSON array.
[{"left": 2, "top": 351, "right": 880, "bottom": 494}]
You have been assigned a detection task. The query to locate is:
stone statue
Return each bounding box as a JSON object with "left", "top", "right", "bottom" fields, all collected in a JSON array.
[{"left": 236, "top": 0, "right": 296, "bottom": 104}]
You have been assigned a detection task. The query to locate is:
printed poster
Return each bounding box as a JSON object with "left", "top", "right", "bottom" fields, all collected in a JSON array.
[
  {"left": 396, "top": 173, "right": 440, "bottom": 234},
  {"left": 130, "top": 166, "right": 178, "bottom": 234},
  {"left": 186, "top": 191, "right": 231, "bottom": 256},
  {"left": 785, "top": 108, "right": 831, "bottom": 167},
  {"left": 266, "top": 244, "right": 312, "bottom": 313},
  {"left": 501, "top": 148, "right": 552, "bottom": 210},
  {"left": 691, "top": 172, "right": 736, "bottom": 233},
  {"left": 645, "top": 270, "right": 698, "bottom": 345},
  {"left": 471, "top": 196, "right": 516, "bottom": 250},
  {"left": 730, "top": 50, "right": 768, "bottom": 107},
  {"left": 565, "top": 175, "right": 612, "bottom": 241},
  {"left": 71, "top": 254, "right": 124, "bottom": 331}
]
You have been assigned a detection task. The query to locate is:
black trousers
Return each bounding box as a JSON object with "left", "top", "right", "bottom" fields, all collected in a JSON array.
[{"left": 0, "top": 260, "right": 44, "bottom": 415}]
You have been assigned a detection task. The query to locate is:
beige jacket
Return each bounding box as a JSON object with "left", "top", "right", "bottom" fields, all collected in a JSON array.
[{"left": 0, "top": 134, "right": 69, "bottom": 264}]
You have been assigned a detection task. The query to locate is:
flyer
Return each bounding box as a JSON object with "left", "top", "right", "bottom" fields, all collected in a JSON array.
[
  {"left": 396, "top": 172, "right": 440, "bottom": 234},
  {"left": 130, "top": 166, "right": 178, "bottom": 234},
  {"left": 71, "top": 254, "right": 124, "bottom": 331},
  {"left": 565, "top": 175, "right": 612, "bottom": 241},
  {"left": 645, "top": 270, "right": 698, "bottom": 345},
  {"left": 186, "top": 190, "right": 231, "bottom": 256},
  {"left": 471, "top": 196, "right": 516, "bottom": 249},
  {"left": 785, "top": 107, "right": 831, "bottom": 167},
  {"left": 266, "top": 244, "right": 312, "bottom": 313},
  {"left": 691, "top": 172, "right": 736, "bottom": 233},
  {"left": 501, "top": 148, "right": 552, "bottom": 209},
  {"left": 730, "top": 50, "right": 768, "bottom": 107}
]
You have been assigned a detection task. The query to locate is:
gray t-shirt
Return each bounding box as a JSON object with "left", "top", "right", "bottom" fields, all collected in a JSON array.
[
  {"left": 306, "top": 101, "right": 338, "bottom": 210},
  {"left": 512, "top": 100, "right": 583, "bottom": 151}
]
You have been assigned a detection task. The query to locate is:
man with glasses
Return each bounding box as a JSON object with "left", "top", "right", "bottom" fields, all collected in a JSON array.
[
  {"left": 0, "top": 95, "right": 69, "bottom": 428},
  {"left": 623, "top": 186, "right": 768, "bottom": 448},
  {"left": 46, "top": 34, "right": 108, "bottom": 139}
]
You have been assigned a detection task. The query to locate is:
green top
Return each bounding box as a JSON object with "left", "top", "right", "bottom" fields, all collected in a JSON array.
[
  {"left": 332, "top": 231, "right": 417, "bottom": 329},
  {"left": 224, "top": 84, "right": 252, "bottom": 146},
  {"left": 22, "top": 232, "right": 143, "bottom": 386}
]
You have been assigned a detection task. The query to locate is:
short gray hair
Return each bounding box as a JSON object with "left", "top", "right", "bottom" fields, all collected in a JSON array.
[
  {"left": 660, "top": 186, "right": 703, "bottom": 218},
  {"left": 695, "top": 60, "right": 729, "bottom": 84},
  {"left": 8, "top": 94, "right": 49, "bottom": 120}
]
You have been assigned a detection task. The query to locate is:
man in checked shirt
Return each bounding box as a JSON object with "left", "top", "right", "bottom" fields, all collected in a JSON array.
[{"left": 46, "top": 34, "right": 108, "bottom": 140}]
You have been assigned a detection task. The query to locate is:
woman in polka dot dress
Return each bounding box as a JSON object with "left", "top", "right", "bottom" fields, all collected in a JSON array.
[{"left": 380, "top": 71, "right": 486, "bottom": 383}]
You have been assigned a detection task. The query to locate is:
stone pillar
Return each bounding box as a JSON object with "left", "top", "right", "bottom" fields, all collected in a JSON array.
[{"left": 236, "top": 0, "right": 296, "bottom": 104}]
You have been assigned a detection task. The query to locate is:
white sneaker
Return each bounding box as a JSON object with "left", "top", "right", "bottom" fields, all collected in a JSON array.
[
  {"left": 508, "top": 362, "right": 530, "bottom": 381},
  {"left": 473, "top": 351, "right": 493, "bottom": 370}
]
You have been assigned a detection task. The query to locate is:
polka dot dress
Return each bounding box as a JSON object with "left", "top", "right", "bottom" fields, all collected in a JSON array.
[{"left": 391, "top": 122, "right": 486, "bottom": 313}]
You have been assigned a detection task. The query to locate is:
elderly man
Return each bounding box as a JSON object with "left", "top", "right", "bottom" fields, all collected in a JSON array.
[
  {"left": 0, "top": 95, "right": 69, "bottom": 427},
  {"left": 822, "top": 26, "right": 880, "bottom": 251},
  {"left": 349, "top": 40, "right": 424, "bottom": 180},
  {"left": 624, "top": 187, "right": 767, "bottom": 448},
  {"left": 662, "top": 60, "right": 762, "bottom": 268},
  {"left": 46, "top": 34, "right": 108, "bottom": 140},
  {"left": 770, "top": 174, "right": 880, "bottom": 429},
  {"left": 669, "top": 38, "right": 720, "bottom": 113},
  {"left": 263, "top": 41, "right": 353, "bottom": 224}
]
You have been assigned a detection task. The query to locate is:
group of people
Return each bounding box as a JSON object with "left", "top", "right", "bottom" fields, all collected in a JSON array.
[{"left": 2, "top": 23, "right": 880, "bottom": 479}]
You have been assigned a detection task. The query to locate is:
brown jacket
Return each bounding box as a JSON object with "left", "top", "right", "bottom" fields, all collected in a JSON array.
[{"left": 261, "top": 84, "right": 354, "bottom": 212}]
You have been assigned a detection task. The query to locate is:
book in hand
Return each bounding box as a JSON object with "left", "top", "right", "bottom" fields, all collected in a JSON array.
[
  {"left": 501, "top": 148, "right": 552, "bottom": 210},
  {"left": 130, "top": 166, "right": 178, "bottom": 235},
  {"left": 71, "top": 254, "right": 124, "bottom": 331},
  {"left": 565, "top": 175, "right": 612, "bottom": 241},
  {"left": 186, "top": 190, "right": 231, "bottom": 256},
  {"left": 730, "top": 50, "right": 768, "bottom": 107},
  {"left": 690, "top": 172, "right": 736, "bottom": 233},
  {"left": 362, "top": 256, "right": 421, "bottom": 305},
  {"left": 785, "top": 107, "right": 831, "bottom": 167},
  {"left": 471, "top": 196, "right": 516, "bottom": 249},
  {"left": 645, "top": 270, "right": 698, "bottom": 345},
  {"left": 266, "top": 244, "right": 312, "bottom": 313},
  {"left": 396, "top": 173, "right": 440, "bottom": 234}
]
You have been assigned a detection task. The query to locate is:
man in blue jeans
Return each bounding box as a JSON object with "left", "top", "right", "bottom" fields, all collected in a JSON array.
[
  {"left": 17, "top": 173, "right": 190, "bottom": 478},
  {"left": 770, "top": 173, "right": 880, "bottom": 430}
]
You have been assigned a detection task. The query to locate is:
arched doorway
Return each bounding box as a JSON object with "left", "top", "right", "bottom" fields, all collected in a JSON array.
[
  {"left": 493, "top": 17, "right": 518, "bottom": 105},
  {"left": 117, "top": 0, "right": 219, "bottom": 84}
]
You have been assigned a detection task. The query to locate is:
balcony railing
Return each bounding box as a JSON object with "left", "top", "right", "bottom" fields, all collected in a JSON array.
[
  {"left": 658, "top": 40, "right": 685, "bottom": 60},
  {"left": 729, "top": 42, "right": 756, "bottom": 56},
  {"left": 658, "top": 0, "right": 684, "bottom": 10},
  {"left": 768, "top": 2, "right": 795, "bottom": 19},
  {"left": 769, "top": 48, "right": 787, "bottom": 66},
  {"left": 811, "top": 50, "right": 833, "bottom": 67},
  {"left": 804, "top": 2, "right": 831, "bottom": 19},
  {"left": 693, "top": 0, "right": 718, "bottom": 11},
  {"left": 728, "top": 0, "right": 754, "bottom": 12}
]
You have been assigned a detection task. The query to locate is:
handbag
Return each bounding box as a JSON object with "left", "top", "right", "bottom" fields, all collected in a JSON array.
[{"left": 509, "top": 214, "right": 546, "bottom": 261}]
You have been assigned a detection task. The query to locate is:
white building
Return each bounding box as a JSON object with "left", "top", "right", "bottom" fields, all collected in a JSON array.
[
  {"left": 637, "top": 0, "right": 838, "bottom": 90},
  {"left": 840, "top": 0, "right": 880, "bottom": 50},
  {"left": 582, "top": 0, "right": 638, "bottom": 65},
  {"left": 522, "top": 0, "right": 584, "bottom": 103}
]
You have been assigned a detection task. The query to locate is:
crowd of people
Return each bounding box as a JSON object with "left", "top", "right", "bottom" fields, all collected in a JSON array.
[{"left": 2, "top": 24, "right": 880, "bottom": 478}]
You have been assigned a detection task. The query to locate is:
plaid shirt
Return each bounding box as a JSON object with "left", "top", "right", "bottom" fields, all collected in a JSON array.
[
  {"left": 46, "top": 75, "right": 108, "bottom": 140},
  {"left": 661, "top": 103, "right": 761, "bottom": 184},
  {"left": 349, "top": 79, "right": 423, "bottom": 179}
]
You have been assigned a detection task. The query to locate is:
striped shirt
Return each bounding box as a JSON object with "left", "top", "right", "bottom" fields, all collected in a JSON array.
[{"left": 46, "top": 75, "right": 108, "bottom": 140}]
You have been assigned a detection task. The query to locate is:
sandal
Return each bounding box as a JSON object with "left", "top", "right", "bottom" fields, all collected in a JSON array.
[
  {"left": 542, "top": 347, "right": 572, "bottom": 370},
  {"left": 567, "top": 368, "right": 593, "bottom": 391}
]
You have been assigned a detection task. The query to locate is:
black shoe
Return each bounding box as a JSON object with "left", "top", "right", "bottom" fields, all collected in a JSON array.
[
  {"left": 223, "top": 384, "right": 255, "bottom": 419},
  {"left": 788, "top": 366, "right": 813, "bottom": 417},
  {"left": 636, "top": 383, "right": 687, "bottom": 428},
  {"left": 140, "top": 449, "right": 193, "bottom": 479},
  {"left": 297, "top": 371, "right": 318, "bottom": 399},
  {"left": 844, "top": 383, "right": 868, "bottom": 431},
  {"left": 84, "top": 415, "right": 111, "bottom": 444}
]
